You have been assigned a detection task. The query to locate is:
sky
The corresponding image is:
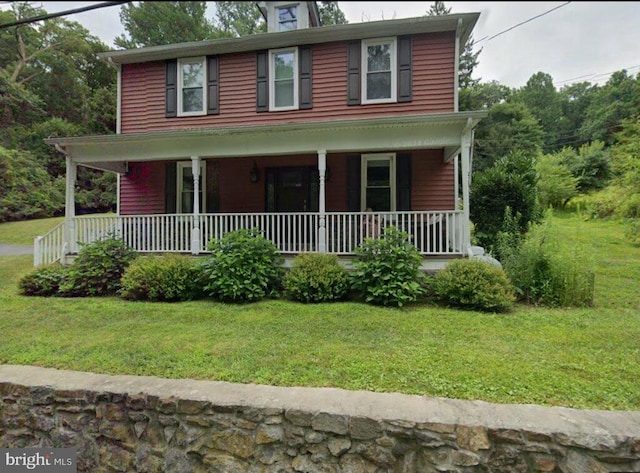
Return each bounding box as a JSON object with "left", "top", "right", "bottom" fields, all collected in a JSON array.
[{"left": 4, "top": 1, "right": 640, "bottom": 89}]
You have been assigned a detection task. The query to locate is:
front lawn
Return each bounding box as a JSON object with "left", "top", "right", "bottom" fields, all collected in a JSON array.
[{"left": 0, "top": 213, "right": 638, "bottom": 411}]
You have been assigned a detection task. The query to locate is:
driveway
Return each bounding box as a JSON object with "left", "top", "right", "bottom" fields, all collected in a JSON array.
[{"left": 0, "top": 245, "right": 33, "bottom": 256}]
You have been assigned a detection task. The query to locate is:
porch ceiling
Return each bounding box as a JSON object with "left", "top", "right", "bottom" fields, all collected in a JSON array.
[{"left": 46, "top": 111, "right": 487, "bottom": 172}]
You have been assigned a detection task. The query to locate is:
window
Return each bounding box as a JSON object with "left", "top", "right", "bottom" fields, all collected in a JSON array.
[
  {"left": 177, "top": 57, "right": 206, "bottom": 116},
  {"left": 177, "top": 162, "right": 206, "bottom": 213},
  {"left": 361, "top": 38, "right": 397, "bottom": 104},
  {"left": 277, "top": 5, "right": 297, "bottom": 31},
  {"left": 269, "top": 48, "right": 298, "bottom": 111},
  {"left": 361, "top": 154, "right": 396, "bottom": 211}
]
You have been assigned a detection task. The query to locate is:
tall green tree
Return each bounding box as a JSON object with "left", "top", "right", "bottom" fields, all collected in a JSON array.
[
  {"left": 513, "top": 72, "right": 563, "bottom": 152},
  {"left": 115, "top": 2, "right": 214, "bottom": 48},
  {"left": 473, "top": 101, "right": 544, "bottom": 172},
  {"left": 579, "top": 70, "right": 640, "bottom": 145},
  {"left": 557, "top": 81, "right": 598, "bottom": 150},
  {"left": 318, "top": 1, "right": 348, "bottom": 25},
  {"left": 213, "top": 1, "right": 266, "bottom": 37},
  {"left": 459, "top": 80, "right": 511, "bottom": 112}
]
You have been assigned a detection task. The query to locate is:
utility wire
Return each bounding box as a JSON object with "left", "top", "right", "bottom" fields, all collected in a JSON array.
[
  {"left": 475, "top": 2, "right": 572, "bottom": 44},
  {"left": 0, "top": 1, "right": 129, "bottom": 29}
]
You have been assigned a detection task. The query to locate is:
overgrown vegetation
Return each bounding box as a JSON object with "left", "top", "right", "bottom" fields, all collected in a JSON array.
[
  {"left": 350, "top": 227, "right": 426, "bottom": 307},
  {"left": 431, "top": 259, "right": 514, "bottom": 313},
  {"left": 284, "top": 253, "right": 349, "bottom": 303},
  {"left": 201, "top": 228, "right": 283, "bottom": 302}
]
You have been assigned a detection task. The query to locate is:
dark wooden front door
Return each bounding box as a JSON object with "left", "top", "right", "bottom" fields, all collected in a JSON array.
[{"left": 266, "top": 166, "right": 319, "bottom": 212}]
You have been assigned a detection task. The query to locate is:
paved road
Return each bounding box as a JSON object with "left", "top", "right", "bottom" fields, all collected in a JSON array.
[{"left": 0, "top": 245, "right": 33, "bottom": 256}]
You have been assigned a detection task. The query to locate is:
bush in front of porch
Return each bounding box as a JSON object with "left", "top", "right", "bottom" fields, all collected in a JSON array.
[
  {"left": 284, "top": 253, "right": 350, "bottom": 303},
  {"left": 350, "top": 227, "right": 426, "bottom": 307},
  {"left": 201, "top": 228, "right": 283, "bottom": 303}
]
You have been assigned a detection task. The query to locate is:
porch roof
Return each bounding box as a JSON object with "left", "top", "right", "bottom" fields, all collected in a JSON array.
[{"left": 46, "top": 111, "right": 487, "bottom": 173}]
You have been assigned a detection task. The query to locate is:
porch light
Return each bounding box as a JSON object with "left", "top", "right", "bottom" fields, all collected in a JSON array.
[{"left": 250, "top": 161, "right": 260, "bottom": 183}]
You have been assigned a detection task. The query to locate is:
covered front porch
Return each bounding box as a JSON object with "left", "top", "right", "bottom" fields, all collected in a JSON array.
[{"left": 40, "top": 112, "right": 485, "bottom": 268}]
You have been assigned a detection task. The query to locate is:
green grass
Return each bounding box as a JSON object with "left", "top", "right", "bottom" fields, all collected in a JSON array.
[
  {"left": 0, "top": 216, "right": 63, "bottom": 245},
  {"left": 0, "top": 213, "right": 639, "bottom": 411}
]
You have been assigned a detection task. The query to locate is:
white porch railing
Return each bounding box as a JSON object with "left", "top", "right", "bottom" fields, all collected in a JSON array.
[
  {"left": 34, "top": 222, "right": 65, "bottom": 266},
  {"left": 34, "top": 211, "right": 465, "bottom": 264}
]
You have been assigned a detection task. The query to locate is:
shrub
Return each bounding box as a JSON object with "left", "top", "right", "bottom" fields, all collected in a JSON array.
[
  {"left": 431, "top": 259, "right": 515, "bottom": 313},
  {"left": 18, "top": 263, "right": 69, "bottom": 297},
  {"left": 201, "top": 228, "right": 283, "bottom": 302},
  {"left": 59, "top": 235, "right": 137, "bottom": 297},
  {"left": 350, "top": 226, "right": 425, "bottom": 307},
  {"left": 284, "top": 253, "right": 349, "bottom": 303},
  {"left": 502, "top": 220, "right": 595, "bottom": 307},
  {"left": 119, "top": 254, "right": 203, "bottom": 302}
]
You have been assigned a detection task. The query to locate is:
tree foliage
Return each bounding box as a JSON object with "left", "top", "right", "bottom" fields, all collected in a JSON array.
[
  {"left": 115, "top": 2, "right": 214, "bottom": 48},
  {"left": 318, "top": 2, "right": 348, "bottom": 26}
]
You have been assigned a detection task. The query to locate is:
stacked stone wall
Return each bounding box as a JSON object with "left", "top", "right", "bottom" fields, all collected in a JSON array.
[{"left": 1, "top": 365, "right": 639, "bottom": 472}]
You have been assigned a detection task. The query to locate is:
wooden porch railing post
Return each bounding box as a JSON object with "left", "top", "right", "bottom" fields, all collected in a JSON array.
[
  {"left": 318, "top": 150, "right": 327, "bottom": 253},
  {"left": 191, "top": 156, "right": 201, "bottom": 255}
]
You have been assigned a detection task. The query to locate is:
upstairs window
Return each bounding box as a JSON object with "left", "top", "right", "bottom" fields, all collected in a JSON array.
[
  {"left": 277, "top": 5, "right": 298, "bottom": 31},
  {"left": 361, "top": 38, "right": 397, "bottom": 104},
  {"left": 177, "top": 57, "right": 206, "bottom": 116},
  {"left": 269, "top": 48, "right": 298, "bottom": 110}
]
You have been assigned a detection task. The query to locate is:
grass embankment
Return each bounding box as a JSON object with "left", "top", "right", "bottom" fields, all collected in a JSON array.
[{"left": 0, "top": 212, "right": 638, "bottom": 411}]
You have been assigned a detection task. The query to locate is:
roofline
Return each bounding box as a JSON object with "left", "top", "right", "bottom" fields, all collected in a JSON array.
[
  {"left": 99, "top": 12, "right": 480, "bottom": 65},
  {"left": 46, "top": 111, "right": 487, "bottom": 147}
]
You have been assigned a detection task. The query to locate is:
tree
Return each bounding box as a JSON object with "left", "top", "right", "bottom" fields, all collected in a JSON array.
[
  {"left": 536, "top": 152, "right": 578, "bottom": 209},
  {"left": 459, "top": 80, "right": 511, "bottom": 112},
  {"left": 318, "top": 2, "right": 348, "bottom": 26},
  {"left": 473, "top": 101, "right": 544, "bottom": 172},
  {"left": 557, "top": 81, "right": 598, "bottom": 150},
  {"left": 513, "top": 72, "right": 563, "bottom": 152},
  {"left": 580, "top": 70, "right": 640, "bottom": 145},
  {"left": 213, "top": 1, "right": 266, "bottom": 38},
  {"left": 115, "top": 2, "right": 214, "bottom": 48},
  {"left": 427, "top": 1, "right": 450, "bottom": 16}
]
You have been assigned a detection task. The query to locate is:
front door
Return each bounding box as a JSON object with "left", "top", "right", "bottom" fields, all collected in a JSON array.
[{"left": 266, "top": 166, "right": 318, "bottom": 212}]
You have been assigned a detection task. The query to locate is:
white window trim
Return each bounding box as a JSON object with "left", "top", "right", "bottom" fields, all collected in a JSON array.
[
  {"left": 361, "top": 37, "right": 397, "bottom": 105},
  {"left": 277, "top": 4, "right": 298, "bottom": 31},
  {"left": 177, "top": 57, "right": 206, "bottom": 117},
  {"left": 266, "top": 2, "right": 308, "bottom": 32},
  {"left": 177, "top": 161, "right": 206, "bottom": 213},
  {"left": 361, "top": 153, "right": 396, "bottom": 212},
  {"left": 269, "top": 47, "right": 299, "bottom": 111}
]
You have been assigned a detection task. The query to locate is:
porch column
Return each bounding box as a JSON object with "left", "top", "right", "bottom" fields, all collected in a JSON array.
[
  {"left": 461, "top": 125, "right": 472, "bottom": 253},
  {"left": 191, "top": 156, "right": 201, "bottom": 255},
  {"left": 317, "top": 150, "right": 327, "bottom": 253},
  {"left": 64, "top": 156, "right": 77, "bottom": 257}
]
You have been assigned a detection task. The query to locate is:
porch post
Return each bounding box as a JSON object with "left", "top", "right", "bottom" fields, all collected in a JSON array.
[
  {"left": 191, "top": 156, "right": 201, "bottom": 255},
  {"left": 317, "top": 150, "right": 327, "bottom": 253},
  {"left": 64, "top": 156, "right": 77, "bottom": 259},
  {"left": 461, "top": 123, "right": 472, "bottom": 253}
]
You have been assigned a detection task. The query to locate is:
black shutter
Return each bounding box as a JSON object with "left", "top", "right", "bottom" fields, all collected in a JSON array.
[
  {"left": 207, "top": 56, "right": 219, "bottom": 115},
  {"left": 165, "top": 162, "right": 177, "bottom": 213},
  {"left": 396, "top": 154, "right": 412, "bottom": 211},
  {"left": 397, "top": 36, "right": 412, "bottom": 103},
  {"left": 205, "top": 161, "right": 219, "bottom": 212},
  {"left": 299, "top": 45, "right": 313, "bottom": 109},
  {"left": 256, "top": 50, "right": 269, "bottom": 112},
  {"left": 166, "top": 60, "right": 177, "bottom": 117},
  {"left": 347, "top": 41, "right": 361, "bottom": 106},
  {"left": 346, "top": 156, "right": 361, "bottom": 211}
]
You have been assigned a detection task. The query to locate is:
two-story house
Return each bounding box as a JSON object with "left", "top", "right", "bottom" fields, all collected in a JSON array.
[{"left": 38, "top": 1, "right": 486, "bottom": 269}]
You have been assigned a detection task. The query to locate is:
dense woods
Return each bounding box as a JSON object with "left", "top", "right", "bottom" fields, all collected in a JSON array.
[{"left": 1, "top": 1, "right": 638, "bottom": 245}]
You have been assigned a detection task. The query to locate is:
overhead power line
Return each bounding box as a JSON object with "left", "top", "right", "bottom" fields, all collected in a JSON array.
[
  {"left": 0, "top": 1, "right": 129, "bottom": 29},
  {"left": 476, "top": 2, "right": 572, "bottom": 44}
]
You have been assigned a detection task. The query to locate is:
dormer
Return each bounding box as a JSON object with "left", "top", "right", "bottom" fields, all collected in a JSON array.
[{"left": 258, "top": 1, "right": 321, "bottom": 33}]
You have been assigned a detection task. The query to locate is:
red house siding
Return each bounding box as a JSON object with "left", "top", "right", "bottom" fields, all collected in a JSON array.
[
  {"left": 120, "top": 32, "right": 455, "bottom": 133},
  {"left": 120, "top": 161, "right": 166, "bottom": 215},
  {"left": 119, "top": 150, "right": 454, "bottom": 215},
  {"left": 412, "top": 149, "right": 455, "bottom": 210}
]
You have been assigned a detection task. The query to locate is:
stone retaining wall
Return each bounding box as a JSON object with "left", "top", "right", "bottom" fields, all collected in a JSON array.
[{"left": 1, "top": 365, "right": 639, "bottom": 472}]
